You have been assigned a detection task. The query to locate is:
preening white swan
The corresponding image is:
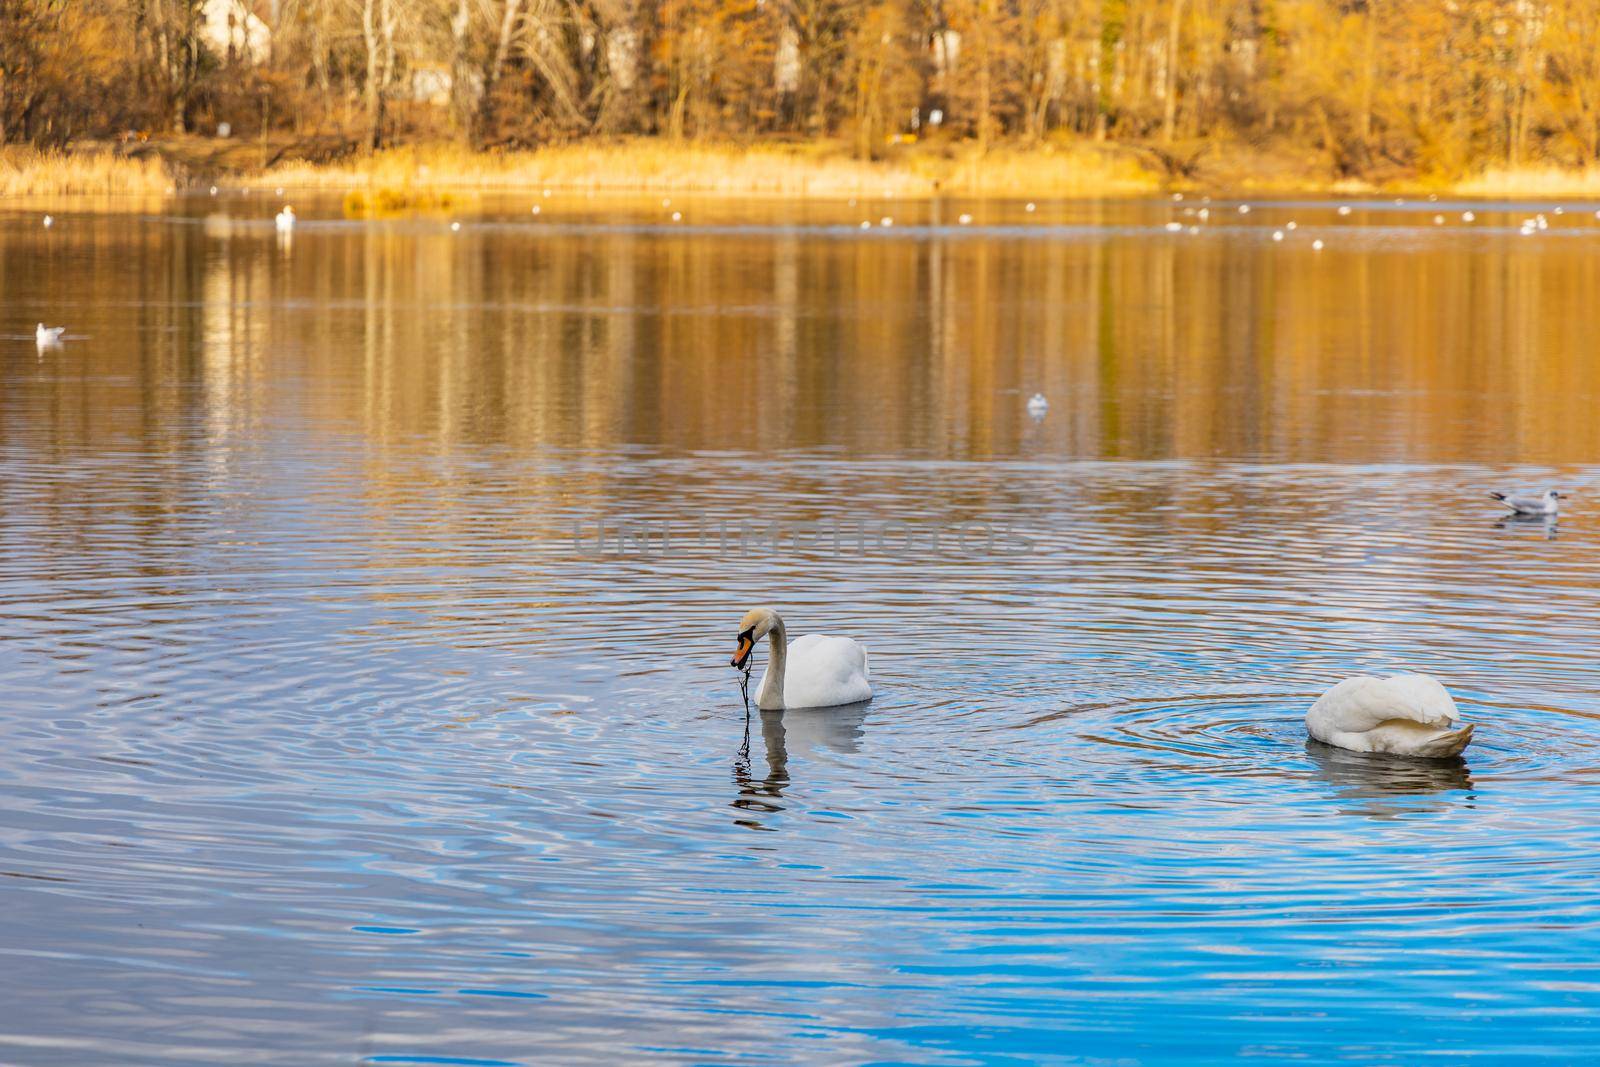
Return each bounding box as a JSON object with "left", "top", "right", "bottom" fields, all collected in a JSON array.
[
  {"left": 1307, "top": 674, "right": 1473, "bottom": 758},
  {"left": 275, "top": 206, "right": 296, "bottom": 233},
  {"left": 730, "top": 607, "right": 871, "bottom": 710}
]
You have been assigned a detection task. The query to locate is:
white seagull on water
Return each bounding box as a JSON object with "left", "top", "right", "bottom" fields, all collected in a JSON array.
[
  {"left": 1026, "top": 393, "right": 1049, "bottom": 418},
  {"left": 36, "top": 323, "right": 65, "bottom": 348},
  {"left": 1489, "top": 489, "right": 1567, "bottom": 516}
]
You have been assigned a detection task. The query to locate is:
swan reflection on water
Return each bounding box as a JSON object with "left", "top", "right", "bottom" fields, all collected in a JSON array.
[
  {"left": 733, "top": 703, "right": 870, "bottom": 828},
  {"left": 1307, "top": 739, "right": 1474, "bottom": 818}
]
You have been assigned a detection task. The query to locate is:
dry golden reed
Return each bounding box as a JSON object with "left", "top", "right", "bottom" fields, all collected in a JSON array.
[
  {"left": 0, "top": 148, "right": 174, "bottom": 196},
  {"left": 1453, "top": 166, "right": 1600, "bottom": 198},
  {"left": 253, "top": 140, "right": 1162, "bottom": 198}
]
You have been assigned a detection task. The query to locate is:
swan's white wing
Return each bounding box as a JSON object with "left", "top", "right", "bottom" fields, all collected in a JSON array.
[
  {"left": 1308, "top": 674, "right": 1458, "bottom": 735},
  {"left": 784, "top": 634, "right": 871, "bottom": 709}
]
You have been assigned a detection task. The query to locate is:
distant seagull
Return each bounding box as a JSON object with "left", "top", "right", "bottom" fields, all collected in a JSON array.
[
  {"left": 42, "top": 215, "right": 53, "bottom": 228},
  {"left": 957, "top": 213, "right": 973, "bottom": 225},
  {"left": 1462, "top": 210, "right": 1475, "bottom": 222},
  {"left": 1025, "top": 202, "right": 1036, "bottom": 213},
  {"left": 1489, "top": 489, "right": 1567, "bottom": 516},
  {"left": 880, "top": 216, "right": 893, "bottom": 227},
  {"left": 1312, "top": 239, "right": 1325, "bottom": 251},
  {"left": 450, "top": 221, "right": 461, "bottom": 232},
  {"left": 1238, "top": 204, "right": 1251, "bottom": 214},
  {"left": 1337, "top": 205, "right": 1352, "bottom": 216},
  {"left": 36, "top": 323, "right": 64, "bottom": 348},
  {"left": 1026, "top": 393, "right": 1049, "bottom": 418},
  {"left": 275, "top": 206, "right": 295, "bottom": 233},
  {"left": 1272, "top": 229, "right": 1284, "bottom": 242}
]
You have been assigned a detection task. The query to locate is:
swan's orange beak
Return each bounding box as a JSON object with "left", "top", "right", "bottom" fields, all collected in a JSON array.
[{"left": 730, "top": 633, "right": 754, "bottom": 669}]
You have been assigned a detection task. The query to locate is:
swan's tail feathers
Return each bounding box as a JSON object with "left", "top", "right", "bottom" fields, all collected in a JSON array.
[
  {"left": 1415, "top": 723, "right": 1474, "bottom": 759},
  {"left": 1488, "top": 491, "right": 1508, "bottom": 502}
]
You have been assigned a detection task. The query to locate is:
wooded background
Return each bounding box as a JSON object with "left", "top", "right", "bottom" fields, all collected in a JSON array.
[{"left": 3, "top": 1, "right": 1598, "bottom": 179}]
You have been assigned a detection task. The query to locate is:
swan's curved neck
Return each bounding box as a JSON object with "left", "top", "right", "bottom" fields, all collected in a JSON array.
[{"left": 755, "top": 618, "right": 788, "bottom": 710}]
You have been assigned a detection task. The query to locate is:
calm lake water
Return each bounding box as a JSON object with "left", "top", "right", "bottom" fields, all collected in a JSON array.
[{"left": 4, "top": 194, "right": 1600, "bottom": 1065}]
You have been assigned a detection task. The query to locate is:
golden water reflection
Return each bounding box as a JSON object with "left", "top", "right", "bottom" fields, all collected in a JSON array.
[{"left": 3, "top": 202, "right": 1598, "bottom": 465}]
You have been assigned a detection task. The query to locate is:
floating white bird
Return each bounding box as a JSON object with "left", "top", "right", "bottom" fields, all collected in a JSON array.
[
  {"left": 730, "top": 607, "right": 871, "bottom": 710},
  {"left": 275, "top": 206, "right": 295, "bottom": 233},
  {"left": 1272, "top": 229, "right": 1284, "bottom": 242},
  {"left": 531, "top": 205, "right": 541, "bottom": 215},
  {"left": 1489, "top": 489, "right": 1566, "bottom": 516},
  {"left": 1238, "top": 204, "right": 1251, "bottom": 214},
  {"left": 1462, "top": 210, "right": 1475, "bottom": 222},
  {"left": 1286, "top": 220, "right": 1297, "bottom": 230},
  {"left": 1026, "top": 393, "right": 1049, "bottom": 417},
  {"left": 1198, "top": 208, "right": 1209, "bottom": 220},
  {"left": 42, "top": 215, "right": 53, "bottom": 228},
  {"left": 1433, "top": 214, "right": 1445, "bottom": 225},
  {"left": 1337, "top": 205, "right": 1352, "bottom": 216},
  {"left": 1025, "top": 202, "right": 1036, "bottom": 213},
  {"left": 209, "top": 185, "right": 219, "bottom": 196},
  {"left": 880, "top": 216, "right": 893, "bottom": 227},
  {"left": 860, "top": 220, "right": 871, "bottom": 230},
  {"left": 450, "top": 221, "right": 461, "bottom": 232},
  {"left": 35, "top": 323, "right": 65, "bottom": 347},
  {"left": 671, "top": 211, "right": 682, "bottom": 222},
  {"left": 1164, "top": 221, "right": 1183, "bottom": 232},
  {"left": 1307, "top": 675, "right": 1473, "bottom": 758},
  {"left": 1312, "top": 239, "right": 1325, "bottom": 251},
  {"left": 957, "top": 213, "right": 973, "bottom": 225}
]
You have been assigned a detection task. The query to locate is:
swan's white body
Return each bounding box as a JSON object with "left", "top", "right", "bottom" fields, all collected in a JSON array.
[
  {"left": 275, "top": 206, "right": 296, "bottom": 233},
  {"left": 35, "top": 323, "right": 64, "bottom": 347},
  {"left": 732, "top": 608, "right": 871, "bottom": 710},
  {"left": 1026, "top": 393, "right": 1049, "bottom": 417},
  {"left": 1307, "top": 674, "right": 1473, "bottom": 758}
]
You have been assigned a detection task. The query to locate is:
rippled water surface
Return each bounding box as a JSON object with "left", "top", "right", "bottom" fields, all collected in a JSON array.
[{"left": 4, "top": 195, "right": 1600, "bottom": 1064}]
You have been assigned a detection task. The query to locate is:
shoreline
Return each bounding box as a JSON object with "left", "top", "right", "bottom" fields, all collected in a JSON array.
[{"left": 7, "top": 140, "right": 1600, "bottom": 203}]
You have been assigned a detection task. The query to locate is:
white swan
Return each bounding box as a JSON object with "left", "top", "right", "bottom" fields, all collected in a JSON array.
[
  {"left": 275, "top": 206, "right": 296, "bottom": 233},
  {"left": 729, "top": 607, "right": 871, "bottom": 710},
  {"left": 35, "top": 323, "right": 64, "bottom": 348},
  {"left": 1307, "top": 674, "right": 1473, "bottom": 758}
]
